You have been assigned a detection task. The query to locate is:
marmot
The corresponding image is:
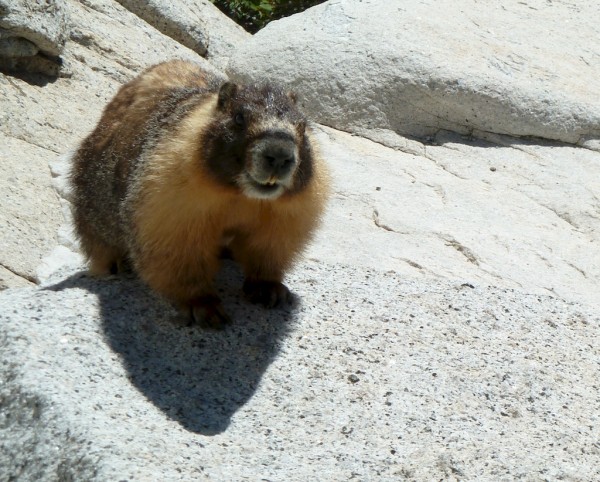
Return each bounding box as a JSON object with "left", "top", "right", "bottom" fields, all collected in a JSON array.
[{"left": 70, "top": 60, "right": 329, "bottom": 328}]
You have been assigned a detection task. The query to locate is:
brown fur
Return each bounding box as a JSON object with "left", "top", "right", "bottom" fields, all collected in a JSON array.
[{"left": 70, "top": 60, "right": 329, "bottom": 327}]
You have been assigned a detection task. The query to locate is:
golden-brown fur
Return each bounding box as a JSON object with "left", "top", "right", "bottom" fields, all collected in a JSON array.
[{"left": 71, "top": 60, "right": 329, "bottom": 327}]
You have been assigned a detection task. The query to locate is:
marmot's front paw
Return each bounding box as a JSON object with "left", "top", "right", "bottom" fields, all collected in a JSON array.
[
  {"left": 243, "top": 279, "right": 292, "bottom": 308},
  {"left": 190, "top": 295, "right": 232, "bottom": 329}
]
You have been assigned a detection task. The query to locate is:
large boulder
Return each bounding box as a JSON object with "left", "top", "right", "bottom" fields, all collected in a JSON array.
[
  {"left": 4, "top": 119, "right": 594, "bottom": 478},
  {"left": 228, "top": 0, "right": 600, "bottom": 146},
  {"left": 114, "top": 0, "right": 250, "bottom": 69}
]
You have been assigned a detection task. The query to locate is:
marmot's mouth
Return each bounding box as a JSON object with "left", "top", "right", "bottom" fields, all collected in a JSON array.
[
  {"left": 249, "top": 176, "right": 281, "bottom": 192},
  {"left": 239, "top": 172, "right": 285, "bottom": 200}
]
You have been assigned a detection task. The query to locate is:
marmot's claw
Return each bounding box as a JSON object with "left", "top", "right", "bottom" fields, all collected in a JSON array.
[
  {"left": 190, "top": 295, "right": 232, "bottom": 329},
  {"left": 243, "top": 279, "right": 291, "bottom": 308}
]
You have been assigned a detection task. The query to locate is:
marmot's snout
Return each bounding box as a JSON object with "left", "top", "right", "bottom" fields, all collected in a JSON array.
[
  {"left": 242, "top": 131, "right": 300, "bottom": 199},
  {"left": 254, "top": 133, "right": 297, "bottom": 179}
]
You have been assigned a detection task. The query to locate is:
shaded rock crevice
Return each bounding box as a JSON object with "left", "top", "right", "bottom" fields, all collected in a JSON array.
[
  {"left": 0, "top": 0, "right": 70, "bottom": 77},
  {"left": 0, "top": 263, "right": 36, "bottom": 284},
  {"left": 372, "top": 208, "right": 396, "bottom": 233},
  {"left": 441, "top": 235, "right": 480, "bottom": 266}
]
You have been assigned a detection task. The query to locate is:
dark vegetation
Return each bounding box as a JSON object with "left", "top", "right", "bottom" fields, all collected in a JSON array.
[{"left": 211, "top": 0, "right": 326, "bottom": 33}]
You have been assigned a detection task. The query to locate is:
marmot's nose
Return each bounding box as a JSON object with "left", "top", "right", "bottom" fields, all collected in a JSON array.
[{"left": 262, "top": 142, "right": 296, "bottom": 175}]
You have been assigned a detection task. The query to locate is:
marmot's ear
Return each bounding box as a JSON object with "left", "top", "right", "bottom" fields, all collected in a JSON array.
[
  {"left": 218, "top": 82, "right": 238, "bottom": 109},
  {"left": 287, "top": 91, "right": 298, "bottom": 104}
]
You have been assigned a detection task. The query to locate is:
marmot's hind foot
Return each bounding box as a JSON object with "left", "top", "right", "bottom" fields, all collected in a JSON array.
[
  {"left": 189, "top": 295, "right": 232, "bottom": 330},
  {"left": 84, "top": 239, "right": 128, "bottom": 277},
  {"left": 104, "top": 258, "right": 133, "bottom": 275},
  {"left": 243, "top": 279, "right": 292, "bottom": 308}
]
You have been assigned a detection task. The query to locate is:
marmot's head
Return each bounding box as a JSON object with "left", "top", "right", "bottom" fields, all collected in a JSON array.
[{"left": 201, "top": 81, "right": 314, "bottom": 200}]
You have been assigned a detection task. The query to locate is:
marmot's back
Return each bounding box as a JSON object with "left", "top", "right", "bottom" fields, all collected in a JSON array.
[
  {"left": 71, "top": 61, "right": 223, "bottom": 257},
  {"left": 70, "top": 60, "right": 329, "bottom": 328}
]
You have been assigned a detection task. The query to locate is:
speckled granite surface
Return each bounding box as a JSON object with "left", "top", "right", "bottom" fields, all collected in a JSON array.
[{"left": 1, "top": 261, "right": 598, "bottom": 480}]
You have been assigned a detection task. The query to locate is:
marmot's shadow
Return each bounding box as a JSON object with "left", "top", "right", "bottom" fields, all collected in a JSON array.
[{"left": 48, "top": 261, "right": 296, "bottom": 435}]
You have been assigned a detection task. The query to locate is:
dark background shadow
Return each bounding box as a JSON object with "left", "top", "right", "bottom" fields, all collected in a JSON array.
[
  {"left": 0, "top": 55, "right": 61, "bottom": 87},
  {"left": 46, "top": 261, "right": 297, "bottom": 435}
]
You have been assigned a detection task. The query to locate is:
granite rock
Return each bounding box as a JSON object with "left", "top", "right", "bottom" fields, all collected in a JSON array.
[
  {"left": 0, "top": 136, "right": 62, "bottom": 285},
  {"left": 0, "top": 0, "right": 69, "bottom": 56},
  {"left": 2, "top": 0, "right": 600, "bottom": 479},
  {"left": 115, "top": 0, "right": 250, "bottom": 69},
  {"left": 307, "top": 126, "right": 600, "bottom": 308},
  {"left": 228, "top": 0, "right": 600, "bottom": 145},
  {"left": 0, "top": 263, "right": 598, "bottom": 480},
  {"left": 0, "top": 265, "right": 34, "bottom": 290}
]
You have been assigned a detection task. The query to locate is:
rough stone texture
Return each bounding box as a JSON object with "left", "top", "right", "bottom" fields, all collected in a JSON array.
[
  {"left": 115, "top": 0, "right": 250, "bottom": 69},
  {"left": 0, "top": 266, "right": 34, "bottom": 290},
  {"left": 0, "top": 0, "right": 219, "bottom": 289},
  {"left": 0, "top": 0, "right": 70, "bottom": 75},
  {"left": 0, "top": 136, "right": 62, "bottom": 284},
  {"left": 0, "top": 0, "right": 69, "bottom": 56},
  {"left": 228, "top": 0, "right": 600, "bottom": 145},
  {"left": 1, "top": 263, "right": 599, "bottom": 480},
  {"left": 308, "top": 127, "right": 600, "bottom": 308}
]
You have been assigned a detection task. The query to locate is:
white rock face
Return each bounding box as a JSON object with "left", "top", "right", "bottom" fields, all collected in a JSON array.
[
  {"left": 308, "top": 127, "right": 600, "bottom": 307},
  {"left": 228, "top": 0, "right": 600, "bottom": 145},
  {"left": 1, "top": 263, "right": 598, "bottom": 480},
  {"left": 0, "top": 266, "right": 34, "bottom": 289},
  {"left": 114, "top": 0, "right": 249, "bottom": 69},
  {"left": 0, "top": 137, "right": 63, "bottom": 286}
]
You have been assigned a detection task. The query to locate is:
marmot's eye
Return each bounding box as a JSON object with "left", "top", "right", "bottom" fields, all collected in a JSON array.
[{"left": 234, "top": 113, "right": 245, "bottom": 126}]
